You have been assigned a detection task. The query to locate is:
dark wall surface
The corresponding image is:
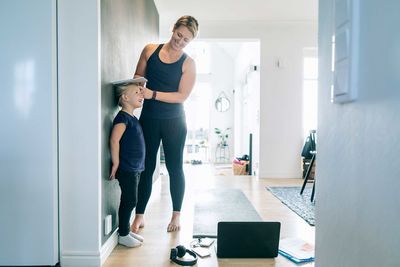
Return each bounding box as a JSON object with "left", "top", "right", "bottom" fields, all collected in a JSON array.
[{"left": 100, "top": 0, "right": 158, "bottom": 245}]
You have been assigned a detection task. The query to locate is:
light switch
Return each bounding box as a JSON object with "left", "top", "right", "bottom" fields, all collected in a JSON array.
[
  {"left": 334, "top": 59, "right": 349, "bottom": 96},
  {"left": 104, "top": 215, "right": 112, "bottom": 235},
  {"left": 332, "top": 0, "right": 359, "bottom": 103},
  {"left": 335, "top": 27, "right": 349, "bottom": 61}
]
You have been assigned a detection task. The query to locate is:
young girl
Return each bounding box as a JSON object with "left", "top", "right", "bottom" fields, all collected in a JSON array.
[{"left": 110, "top": 81, "right": 146, "bottom": 247}]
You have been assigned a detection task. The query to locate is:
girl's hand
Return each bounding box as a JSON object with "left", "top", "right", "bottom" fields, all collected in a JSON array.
[{"left": 109, "top": 164, "right": 118, "bottom": 180}]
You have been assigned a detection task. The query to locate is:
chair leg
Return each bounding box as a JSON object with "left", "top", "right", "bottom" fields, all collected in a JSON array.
[
  {"left": 300, "top": 154, "right": 315, "bottom": 195},
  {"left": 311, "top": 180, "right": 316, "bottom": 202}
]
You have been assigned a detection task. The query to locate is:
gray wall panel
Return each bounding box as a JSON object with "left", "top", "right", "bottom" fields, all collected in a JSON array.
[{"left": 100, "top": 0, "right": 158, "bottom": 244}]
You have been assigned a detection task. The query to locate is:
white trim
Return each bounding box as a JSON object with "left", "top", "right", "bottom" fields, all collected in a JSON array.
[
  {"left": 60, "top": 230, "right": 118, "bottom": 266},
  {"left": 58, "top": 1, "right": 102, "bottom": 265},
  {"left": 100, "top": 230, "right": 119, "bottom": 265},
  {"left": 62, "top": 251, "right": 99, "bottom": 256},
  {"left": 60, "top": 253, "right": 101, "bottom": 267},
  {"left": 259, "top": 171, "right": 301, "bottom": 179}
]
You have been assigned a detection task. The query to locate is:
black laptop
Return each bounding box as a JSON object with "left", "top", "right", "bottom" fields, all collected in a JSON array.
[{"left": 216, "top": 221, "right": 281, "bottom": 258}]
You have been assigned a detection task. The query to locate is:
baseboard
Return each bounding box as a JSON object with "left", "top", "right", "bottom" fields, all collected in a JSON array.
[
  {"left": 100, "top": 229, "right": 118, "bottom": 265},
  {"left": 60, "top": 230, "right": 118, "bottom": 267},
  {"left": 259, "top": 171, "right": 301, "bottom": 179},
  {"left": 61, "top": 251, "right": 101, "bottom": 267}
]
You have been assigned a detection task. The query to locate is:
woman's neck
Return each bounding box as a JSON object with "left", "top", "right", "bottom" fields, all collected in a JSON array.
[{"left": 164, "top": 42, "right": 182, "bottom": 56}]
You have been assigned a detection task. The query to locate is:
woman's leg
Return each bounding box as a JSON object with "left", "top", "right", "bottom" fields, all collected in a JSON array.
[
  {"left": 132, "top": 118, "right": 161, "bottom": 232},
  {"left": 160, "top": 116, "right": 187, "bottom": 232}
]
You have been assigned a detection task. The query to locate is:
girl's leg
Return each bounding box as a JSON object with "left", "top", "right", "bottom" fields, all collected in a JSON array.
[{"left": 117, "top": 169, "right": 140, "bottom": 236}]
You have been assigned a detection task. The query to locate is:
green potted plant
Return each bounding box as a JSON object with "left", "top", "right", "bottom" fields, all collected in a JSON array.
[{"left": 214, "top": 127, "right": 230, "bottom": 146}]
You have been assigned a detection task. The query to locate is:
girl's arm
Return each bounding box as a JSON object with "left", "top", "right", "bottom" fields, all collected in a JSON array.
[
  {"left": 109, "top": 123, "right": 126, "bottom": 179},
  {"left": 143, "top": 57, "right": 196, "bottom": 103}
]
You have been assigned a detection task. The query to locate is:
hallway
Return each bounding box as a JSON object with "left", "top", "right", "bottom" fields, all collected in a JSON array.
[{"left": 103, "top": 163, "right": 315, "bottom": 267}]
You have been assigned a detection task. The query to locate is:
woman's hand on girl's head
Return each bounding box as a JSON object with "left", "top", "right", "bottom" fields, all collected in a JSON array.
[
  {"left": 138, "top": 86, "right": 143, "bottom": 95},
  {"left": 138, "top": 81, "right": 146, "bottom": 87},
  {"left": 142, "top": 87, "right": 153, "bottom": 99}
]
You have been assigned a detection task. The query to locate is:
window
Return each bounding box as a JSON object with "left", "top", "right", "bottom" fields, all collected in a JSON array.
[{"left": 302, "top": 50, "right": 318, "bottom": 139}]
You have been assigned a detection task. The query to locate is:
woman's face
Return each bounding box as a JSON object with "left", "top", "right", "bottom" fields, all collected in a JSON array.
[{"left": 170, "top": 26, "right": 194, "bottom": 51}]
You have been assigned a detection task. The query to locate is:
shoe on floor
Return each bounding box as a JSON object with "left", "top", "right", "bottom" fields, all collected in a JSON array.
[
  {"left": 118, "top": 234, "right": 142, "bottom": 248},
  {"left": 129, "top": 231, "right": 144, "bottom": 242}
]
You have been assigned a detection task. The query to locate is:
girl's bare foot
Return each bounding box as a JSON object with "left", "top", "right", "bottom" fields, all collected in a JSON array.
[
  {"left": 167, "top": 211, "right": 181, "bottom": 232},
  {"left": 131, "top": 214, "right": 145, "bottom": 233}
]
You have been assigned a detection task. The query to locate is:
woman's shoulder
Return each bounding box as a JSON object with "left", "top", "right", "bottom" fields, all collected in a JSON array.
[
  {"left": 144, "top": 43, "right": 161, "bottom": 58},
  {"left": 183, "top": 54, "right": 195, "bottom": 72},
  {"left": 184, "top": 54, "right": 194, "bottom": 63}
]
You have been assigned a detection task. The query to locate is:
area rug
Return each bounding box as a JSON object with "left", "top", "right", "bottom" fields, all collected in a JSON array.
[
  {"left": 193, "top": 188, "right": 262, "bottom": 238},
  {"left": 267, "top": 186, "right": 315, "bottom": 226}
]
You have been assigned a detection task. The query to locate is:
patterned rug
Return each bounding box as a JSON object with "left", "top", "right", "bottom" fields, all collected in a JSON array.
[{"left": 267, "top": 186, "right": 315, "bottom": 226}]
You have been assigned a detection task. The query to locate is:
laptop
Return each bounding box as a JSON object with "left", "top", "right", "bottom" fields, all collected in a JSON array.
[{"left": 216, "top": 221, "right": 281, "bottom": 258}]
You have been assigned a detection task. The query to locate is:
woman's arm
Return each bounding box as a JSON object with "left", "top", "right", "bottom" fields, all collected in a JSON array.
[
  {"left": 134, "top": 44, "right": 158, "bottom": 85},
  {"left": 143, "top": 57, "right": 196, "bottom": 103},
  {"left": 109, "top": 123, "right": 126, "bottom": 179},
  {"left": 134, "top": 45, "right": 149, "bottom": 79}
]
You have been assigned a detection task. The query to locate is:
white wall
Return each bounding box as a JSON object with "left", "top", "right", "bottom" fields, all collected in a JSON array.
[
  {"left": 188, "top": 41, "right": 259, "bottom": 165},
  {"left": 233, "top": 42, "right": 261, "bottom": 175},
  {"left": 316, "top": 1, "right": 400, "bottom": 267},
  {"left": 0, "top": 1, "right": 58, "bottom": 265},
  {"left": 163, "top": 21, "right": 317, "bottom": 178},
  {"left": 208, "top": 43, "right": 235, "bottom": 162},
  {"left": 58, "top": 0, "right": 103, "bottom": 266}
]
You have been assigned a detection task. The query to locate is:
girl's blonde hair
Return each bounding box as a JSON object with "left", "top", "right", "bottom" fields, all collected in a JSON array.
[
  {"left": 173, "top": 15, "right": 199, "bottom": 38},
  {"left": 114, "top": 83, "right": 139, "bottom": 107}
]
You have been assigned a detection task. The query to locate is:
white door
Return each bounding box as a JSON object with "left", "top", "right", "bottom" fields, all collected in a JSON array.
[{"left": 0, "top": 0, "right": 59, "bottom": 265}]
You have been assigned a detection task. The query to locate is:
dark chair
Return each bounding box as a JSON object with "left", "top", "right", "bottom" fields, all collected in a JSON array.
[{"left": 300, "top": 130, "right": 316, "bottom": 202}]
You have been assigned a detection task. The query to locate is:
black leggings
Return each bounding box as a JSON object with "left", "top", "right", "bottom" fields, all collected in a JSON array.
[
  {"left": 116, "top": 169, "right": 140, "bottom": 236},
  {"left": 136, "top": 116, "right": 187, "bottom": 214}
]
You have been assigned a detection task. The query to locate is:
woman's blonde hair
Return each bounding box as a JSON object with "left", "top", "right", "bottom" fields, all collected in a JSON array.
[{"left": 173, "top": 15, "right": 199, "bottom": 38}]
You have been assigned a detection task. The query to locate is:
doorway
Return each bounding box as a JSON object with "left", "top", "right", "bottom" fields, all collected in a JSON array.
[{"left": 183, "top": 40, "right": 261, "bottom": 173}]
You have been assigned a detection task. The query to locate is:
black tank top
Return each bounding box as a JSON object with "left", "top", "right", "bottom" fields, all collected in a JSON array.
[{"left": 140, "top": 44, "right": 187, "bottom": 119}]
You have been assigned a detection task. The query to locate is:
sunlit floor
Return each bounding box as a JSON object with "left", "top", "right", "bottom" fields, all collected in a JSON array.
[{"left": 103, "top": 163, "right": 315, "bottom": 267}]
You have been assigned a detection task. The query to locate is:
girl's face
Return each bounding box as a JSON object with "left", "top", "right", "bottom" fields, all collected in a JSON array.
[
  {"left": 170, "top": 26, "right": 194, "bottom": 51},
  {"left": 123, "top": 85, "right": 143, "bottom": 109}
]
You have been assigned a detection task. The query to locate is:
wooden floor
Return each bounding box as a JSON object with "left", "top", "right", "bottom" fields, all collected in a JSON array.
[{"left": 103, "top": 164, "right": 315, "bottom": 267}]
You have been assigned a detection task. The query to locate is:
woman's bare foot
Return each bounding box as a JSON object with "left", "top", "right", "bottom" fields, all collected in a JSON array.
[
  {"left": 131, "top": 214, "right": 145, "bottom": 233},
  {"left": 167, "top": 211, "right": 181, "bottom": 232}
]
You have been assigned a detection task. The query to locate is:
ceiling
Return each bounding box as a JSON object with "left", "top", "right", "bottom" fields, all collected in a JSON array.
[
  {"left": 153, "top": 0, "right": 317, "bottom": 59},
  {"left": 153, "top": 0, "right": 318, "bottom": 27}
]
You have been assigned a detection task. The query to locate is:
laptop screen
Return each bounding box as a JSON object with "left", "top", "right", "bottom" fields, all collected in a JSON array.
[{"left": 216, "top": 221, "right": 281, "bottom": 258}]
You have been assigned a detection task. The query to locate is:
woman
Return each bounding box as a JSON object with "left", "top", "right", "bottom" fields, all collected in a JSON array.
[{"left": 131, "top": 15, "right": 199, "bottom": 233}]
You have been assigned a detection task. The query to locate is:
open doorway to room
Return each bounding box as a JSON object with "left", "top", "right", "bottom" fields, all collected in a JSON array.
[
  {"left": 302, "top": 48, "right": 318, "bottom": 140},
  {"left": 183, "top": 81, "right": 211, "bottom": 164},
  {"left": 301, "top": 48, "right": 318, "bottom": 179},
  {"left": 182, "top": 40, "right": 261, "bottom": 175}
]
